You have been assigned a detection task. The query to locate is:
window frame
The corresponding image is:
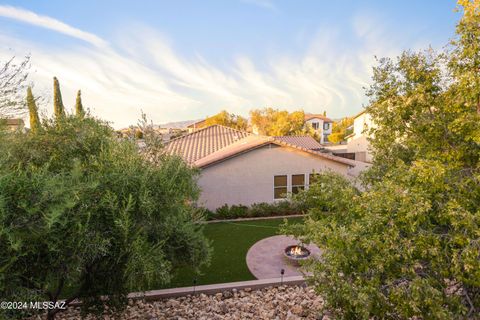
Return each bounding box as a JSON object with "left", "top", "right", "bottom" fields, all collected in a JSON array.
[
  {"left": 291, "top": 174, "right": 305, "bottom": 194},
  {"left": 273, "top": 175, "right": 288, "bottom": 200}
]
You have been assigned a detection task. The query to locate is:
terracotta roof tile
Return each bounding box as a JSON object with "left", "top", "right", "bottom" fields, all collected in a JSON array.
[
  {"left": 166, "top": 124, "right": 355, "bottom": 168},
  {"left": 2, "top": 118, "right": 24, "bottom": 125},
  {"left": 273, "top": 136, "right": 323, "bottom": 150},
  {"left": 165, "top": 124, "right": 250, "bottom": 164},
  {"left": 304, "top": 114, "right": 333, "bottom": 123}
]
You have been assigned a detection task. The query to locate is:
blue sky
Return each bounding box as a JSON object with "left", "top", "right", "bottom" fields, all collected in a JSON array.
[{"left": 0, "top": 1, "right": 460, "bottom": 128}]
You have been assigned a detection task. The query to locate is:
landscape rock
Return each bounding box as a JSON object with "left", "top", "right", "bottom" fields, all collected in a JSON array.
[{"left": 29, "top": 285, "right": 324, "bottom": 320}]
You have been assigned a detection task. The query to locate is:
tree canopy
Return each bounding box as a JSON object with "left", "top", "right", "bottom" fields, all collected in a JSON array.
[
  {"left": 0, "top": 102, "right": 210, "bottom": 319},
  {"left": 328, "top": 117, "right": 353, "bottom": 144},
  {"left": 75, "top": 90, "right": 84, "bottom": 118},
  {"left": 204, "top": 110, "right": 248, "bottom": 130},
  {"left": 250, "top": 108, "right": 306, "bottom": 136},
  {"left": 26, "top": 86, "right": 41, "bottom": 133},
  {"left": 53, "top": 77, "right": 65, "bottom": 120},
  {"left": 286, "top": 2, "right": 480, "bottom": 318}
]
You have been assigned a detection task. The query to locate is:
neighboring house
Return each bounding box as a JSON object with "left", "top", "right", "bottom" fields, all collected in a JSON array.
[
  {"left": 304, "top": 114, "right": 333, "bottom": 144},
  {"left": 165, "top": 124, "right": 355, "bottom": 210},
  {"left": 187, "top": 119, "right": 207, "bottom": 133},
  {"left": 1, "top": 118, "right": 25, "bottom": 132},
  {"left": 345, "top": 110, "right": 374, "bottom": 163}
]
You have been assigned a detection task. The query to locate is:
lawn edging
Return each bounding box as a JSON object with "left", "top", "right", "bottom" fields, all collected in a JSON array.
[
  {"left": 67, "top": 276, "right": 306, "bottom": 306},
  {"left": 203, "top": 213, "right": 305, "bottom": 224},
  {"left": 128, "top": 276, "right": 306, "bottom": 300}
]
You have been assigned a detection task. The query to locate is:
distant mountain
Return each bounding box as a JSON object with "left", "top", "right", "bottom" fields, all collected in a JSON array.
[{"left": 155, "top": 119, "right": 202, "bottom": 129}]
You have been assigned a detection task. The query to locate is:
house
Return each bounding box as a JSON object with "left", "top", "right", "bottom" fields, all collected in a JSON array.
[
  {"left": 345, "top": 110, "right": 374, "bottom": 163},
  {"left": 186, "top": 119, "right": 207, "bottom": 133},
  {"left": 1, "top": 118, "right": 25, "bottom": 132},
  {"left": 304, "top": 114, "right": 333, "bottom": 144},
  {"left": 165, "top": 124, "right": 355, "bottom": 210}
]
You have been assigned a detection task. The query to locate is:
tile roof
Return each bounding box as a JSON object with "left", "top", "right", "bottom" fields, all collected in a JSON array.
[
  {"left": 2, "top": 118, "right": 24, "bottom": 125},
  {"left": 304, "top": 114, "right": 333, "bottom": 123},
  {"left": 166, "top": 124, "right": 356, "bottom": 168},
  {"left": 165, "top": 124, "right": 250, "bottom": 164},
  {"left": 273, "top": 136, "right": 323, "bottom": 150},
  {"left": 186, "top": 119, "right": 207, "bottom": 128}
]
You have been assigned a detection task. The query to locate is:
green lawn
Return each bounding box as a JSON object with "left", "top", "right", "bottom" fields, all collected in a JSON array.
[{"left": 162, "top": 217, "right": 302, "bottom": 289}]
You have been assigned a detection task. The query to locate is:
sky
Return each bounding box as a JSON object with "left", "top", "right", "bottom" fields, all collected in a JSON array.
[{"left": 0, "top": 0, "right": 461, "bottom": 128}]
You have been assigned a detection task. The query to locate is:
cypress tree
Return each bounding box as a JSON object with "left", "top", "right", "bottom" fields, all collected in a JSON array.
[
  {"left": 26, "top": 86, "right": 41, "bottom": 133},
  {"left": 53, "top": 77, "right": 65, "bottom": 120},
  {"left": 75, "top": 90, "right": 84, "bottom": 118}
]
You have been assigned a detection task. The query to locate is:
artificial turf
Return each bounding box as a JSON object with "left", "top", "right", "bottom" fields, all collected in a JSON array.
[{"left": 164, "top": 217, "right": 302, "bottom": 288}]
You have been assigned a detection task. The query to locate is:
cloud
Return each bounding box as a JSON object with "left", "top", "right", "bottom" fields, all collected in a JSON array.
[
  {"left": 0, "top": 8, "right": 416, "bottom": 128},
  {"left": 0, "top": 5, "right": 107, "bottom": 47}
]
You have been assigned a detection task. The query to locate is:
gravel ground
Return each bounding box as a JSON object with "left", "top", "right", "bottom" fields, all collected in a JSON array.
[{"left": 36, "top": 285, "right": 327, "bottom": 320}]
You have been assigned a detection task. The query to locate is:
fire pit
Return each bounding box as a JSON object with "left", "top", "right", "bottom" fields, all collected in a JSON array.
[{"left": 284, "top": 245, "right": 311, "bottom": 264}]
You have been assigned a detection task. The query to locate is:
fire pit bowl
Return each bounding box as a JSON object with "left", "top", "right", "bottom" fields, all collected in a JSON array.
[{"left": 284, "top": 245, "right": 311, "bottom": 263}]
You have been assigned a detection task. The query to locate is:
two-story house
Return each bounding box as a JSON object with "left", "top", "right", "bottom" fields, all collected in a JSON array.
[
  {"left": 345, "top": 110, "right": 374, "bottom": 163},
  {"left": 304, "top": 114, "right": 333, "bottom": 144}
]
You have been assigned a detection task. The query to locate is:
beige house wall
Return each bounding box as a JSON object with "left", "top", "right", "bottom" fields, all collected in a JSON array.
[{"left": 197, "top": 144, "right": 350, "bottom": 210}]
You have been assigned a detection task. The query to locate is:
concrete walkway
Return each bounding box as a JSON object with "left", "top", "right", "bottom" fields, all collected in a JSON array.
[{"left": 246, "top": 235, "right": 322, "bottom": 279}]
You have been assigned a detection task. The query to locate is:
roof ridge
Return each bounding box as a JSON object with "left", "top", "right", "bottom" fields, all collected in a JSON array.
[{"left": 212, "top": 124, "right": 251, "bottom": 136}]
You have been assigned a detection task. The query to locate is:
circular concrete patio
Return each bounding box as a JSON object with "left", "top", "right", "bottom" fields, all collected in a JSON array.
[{"left": 246, "top": 235, "right": 322, "bottom": 279}]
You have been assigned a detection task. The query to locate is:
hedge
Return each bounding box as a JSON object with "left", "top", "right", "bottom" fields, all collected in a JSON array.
[{"left": 203, "top": 200, "right": 307, "bottom": 220}]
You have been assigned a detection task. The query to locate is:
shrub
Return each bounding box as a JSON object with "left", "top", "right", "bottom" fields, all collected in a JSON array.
[
  {"left": 207, "top": 200, "right": 306, "bottom": 220},
  {"left": 0, "top": 115, "right": 211, "bottom": 319}
]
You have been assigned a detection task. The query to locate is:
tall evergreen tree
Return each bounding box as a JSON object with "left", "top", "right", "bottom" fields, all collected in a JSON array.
[
  {"left": 75, "top": 90, "right": 84, "bottom": 118},
  {"left": 26, "top": 86, "right": 40, "bottom": 133},
  {"left": 53, "top": 77, "right": 65, "bottom": 120}
]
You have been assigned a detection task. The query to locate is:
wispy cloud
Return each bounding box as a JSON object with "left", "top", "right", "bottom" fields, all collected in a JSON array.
[
  {"left": 0, "top": 8, "right": 413, "bottom": 128},
  {"left": 0, "top": 5, "right": 107, "bottom": 47}
]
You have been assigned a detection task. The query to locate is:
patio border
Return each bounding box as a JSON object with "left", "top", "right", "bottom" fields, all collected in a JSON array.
[
  {"left": 128, "top": 275, "right": 306, "bottom": 300},
  {"left": 68, "top": 276, "right": 306, "bottom": 306}
]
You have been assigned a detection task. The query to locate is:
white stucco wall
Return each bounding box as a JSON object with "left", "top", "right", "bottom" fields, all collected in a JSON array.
[
  {"left": 305, "top": 118, "right": 332, "bottom": 144},
  {"left": 347, "top": 112, "right": 374, "bottom": 163},
  {"left": 197, "top": 144, "right": 350, "bottom": 210}
]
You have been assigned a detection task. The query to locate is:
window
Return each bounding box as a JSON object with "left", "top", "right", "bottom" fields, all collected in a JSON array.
[
  {"left": 323, "top": 122, "right": 330, "bottom": 130},
  {"left": 292, "top": 174, "right": 305, "bottom": 194},
  {"left": 274, "top": 175, "right": 288, "bottom": 199},
  {"left": 311, "top": 122, "right": 319, "bottom": 130}
]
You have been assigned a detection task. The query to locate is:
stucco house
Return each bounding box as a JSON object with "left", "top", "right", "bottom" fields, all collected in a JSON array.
[
  {"left": 186, "top": 119, "right": 207, "bottom": 133},
  {"left": 345, "top": 110, "right": 375, "bottom": 163},
  {"left": 166, "top": 124, "right": 355, "bottom": 210},
  {"left": 1, "top": 118, "right": 25, "bottom": 132},
  {"left": 304, "top": 114, "right": 333, "bottom": 144}
]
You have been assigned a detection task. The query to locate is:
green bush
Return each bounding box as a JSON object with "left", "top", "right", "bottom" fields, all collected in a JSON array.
[
  {"left": 206, "top": 201, "right": 306, "bottom": 220},
  {"left": 0, "top": 115, "right": 211, "bottom": 319},
  {"left": 282, "top": 4, "right": 480, "bottom": 317}
]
